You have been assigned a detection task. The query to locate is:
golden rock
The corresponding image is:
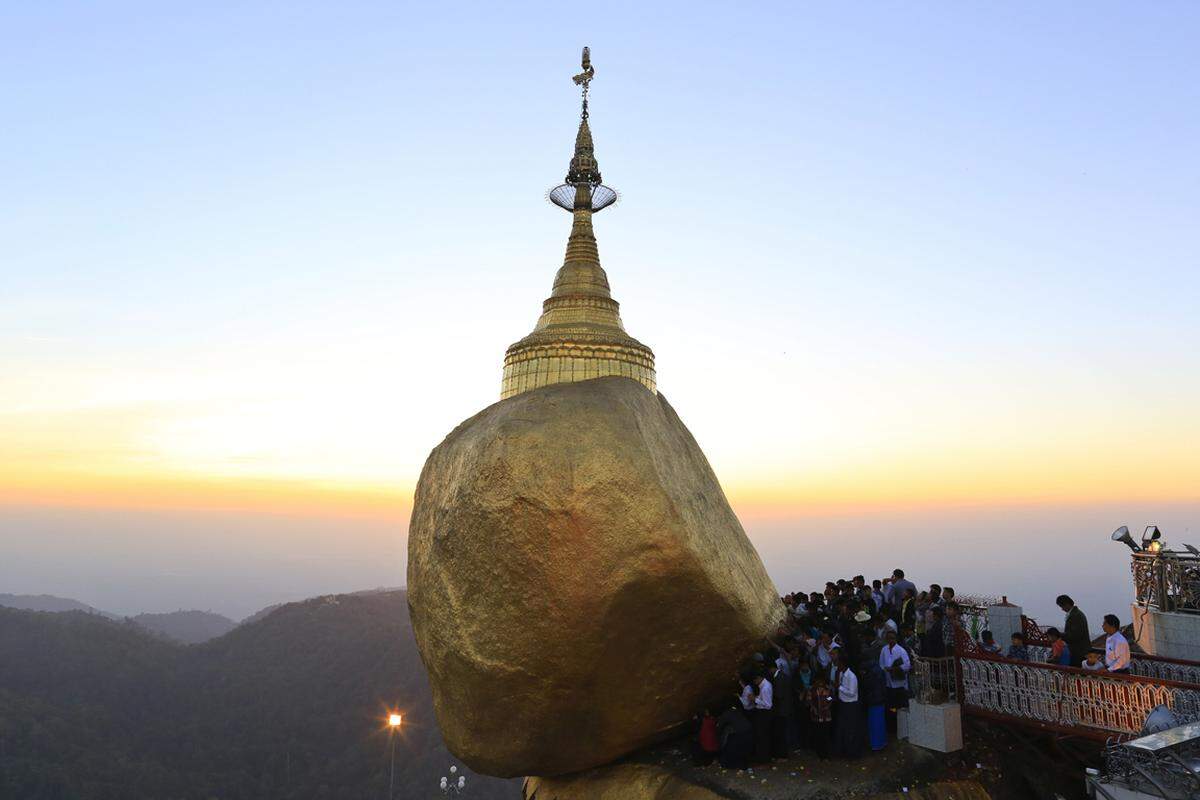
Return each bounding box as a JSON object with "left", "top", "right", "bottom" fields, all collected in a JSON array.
[
  {"left": 407, "top": 377, "right": 783, "bottom": 777},
  {"left": 524, "top": 764, "right": 993, "bottom": 800},
  {"left": 524, "top": 762, "right": 728, "bottom": 800}
]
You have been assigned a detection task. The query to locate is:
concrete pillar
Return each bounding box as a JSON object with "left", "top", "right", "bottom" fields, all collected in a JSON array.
[
  {"left": 987, "top": 600, "right": 1024, "bottom": 648},
  {"left": 1131, "top": 604, "right": 1200, "bottom": 661},
  {"left": 907, "top": 702, "right": 963, "bottom": 753}
]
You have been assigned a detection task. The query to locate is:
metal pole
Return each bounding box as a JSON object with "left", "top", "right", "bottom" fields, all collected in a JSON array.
[{"left": 388, "top": 733, "right": 396, "bottom": 800}]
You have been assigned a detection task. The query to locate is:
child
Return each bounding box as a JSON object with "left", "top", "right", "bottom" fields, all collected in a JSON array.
[
  {"left": 1082, "top": 648, "right": 1106, "bottom": 672},
  {"left": 1006, "top": 632, "right": 1029, "bottom": 661},
  {"left": 808, "top": 675, "right": 833, "bottom": 760},
  {"left": 1045, "top": 627, "right": 1071, "bottom": 666},
  {"left": 979, "top": 629, "right": 1002, "bottom": 655},
  {"left": 691, "top": 708, "right": 720, "bottom": 766},
  {"left": 1003, "top": 633, "right": 1032, "bottom": 662}
]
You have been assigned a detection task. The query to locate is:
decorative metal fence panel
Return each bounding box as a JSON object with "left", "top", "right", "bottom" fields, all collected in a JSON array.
[
  {"left": 1129, "top": 658, "right": 1200, "bottom": 686},
  {"left": 960, "top": 657, "right": 1200, "bottom": 736},
  {"left": 911, "top": 657, "right": 958, "bottom": 704},
  {"left": 1132, "top": 550, "right": 1200, "bottom": 614}
]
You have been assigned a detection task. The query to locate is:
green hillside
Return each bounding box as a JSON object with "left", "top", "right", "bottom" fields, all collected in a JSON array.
[{"left": 0, "top": 592, "right": 519, "bottom": 800}]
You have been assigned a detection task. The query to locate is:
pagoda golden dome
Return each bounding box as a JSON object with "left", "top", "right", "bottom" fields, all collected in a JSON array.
[{"left": 500, "top": 48, "right": 655, "bottom": 400}]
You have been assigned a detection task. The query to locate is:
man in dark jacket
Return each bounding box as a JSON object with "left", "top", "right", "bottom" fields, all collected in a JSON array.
[
  {"left": 716, "top": 702, "right": 754, "bottom": 769},
  {"left": 1057, "top": 594, "right": 1090, "bottom": 668},
  {"left": 770, "top": 661, "right": 793, "bottom": 757}
]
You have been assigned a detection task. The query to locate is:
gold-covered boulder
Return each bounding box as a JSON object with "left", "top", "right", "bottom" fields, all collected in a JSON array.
[{"left": 407, "top": 376, "right": 783, "bottom": 777}]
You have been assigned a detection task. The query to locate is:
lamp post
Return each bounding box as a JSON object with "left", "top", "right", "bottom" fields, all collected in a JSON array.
[
  {"left": 386, "top": 712, "right": 403, "bottom": 800},
  {"left": 439, "top": 764, "right": 467, "bottom": 796}
]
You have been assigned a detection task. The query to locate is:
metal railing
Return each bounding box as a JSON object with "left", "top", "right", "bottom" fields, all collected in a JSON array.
[
  {"left": 960, "top": 657, "right": 1200, "bottom": 736},
  {"left": 1132, "top": 549, "right": 1200, "bottom": 614},
  {"left": 911, "top": 656, "right": 958, "bottom": 704},
  {"left": 1129, "top": 656, "right": 1200, "bottom": 686},
  {"left": 1103, "top": 721, "right": 1200, "bottom": 798}
]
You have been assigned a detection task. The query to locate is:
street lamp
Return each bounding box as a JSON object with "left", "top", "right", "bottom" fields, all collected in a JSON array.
[
  {"left": 386, "top": 712, "right": 403, "bottom": 800},
  {"left": 439, "top": 764, "right": 467, "bottom": 796}
]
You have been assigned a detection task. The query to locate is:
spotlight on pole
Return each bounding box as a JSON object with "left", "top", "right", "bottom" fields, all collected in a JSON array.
[
  {"left": 388, "top": 713, "right": 403, "bottom": 729},
  {"left": 1142, "top": 525, "right": 1162, "bottom": 551},
  {"left": 1111, "top": 525, "right": 1141, "bottom": 552}
]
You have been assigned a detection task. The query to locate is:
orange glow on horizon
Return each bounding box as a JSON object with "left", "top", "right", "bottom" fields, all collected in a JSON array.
[{"left": 0, "top": 467, "right": 412, "bottom": 520}]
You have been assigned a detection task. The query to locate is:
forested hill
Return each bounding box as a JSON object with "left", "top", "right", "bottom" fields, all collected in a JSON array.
[
  {"left": 0, "top": 593, "right": 117, "bottom": 617},
  {"left": 0, "top": 592, "right": 520, "bottom": 800},
  {"left": 130, "top": 609, "right": 237, "bottom": 644}
]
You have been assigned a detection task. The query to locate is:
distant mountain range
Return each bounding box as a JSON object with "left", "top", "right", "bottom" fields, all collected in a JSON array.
[
  {"left": 0, "top": 593, "right": 237, "bottom": 644},
  {"left": 0, "top": 593, "right": 119, "bottom": 618},
  {"left": 0, "top": 590, "right": 520, "bottom": 800}
]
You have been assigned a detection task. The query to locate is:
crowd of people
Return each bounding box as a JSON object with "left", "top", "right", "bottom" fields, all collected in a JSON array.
[{"left": 691, "top": 570, "right": 1134, "bottom": 770}]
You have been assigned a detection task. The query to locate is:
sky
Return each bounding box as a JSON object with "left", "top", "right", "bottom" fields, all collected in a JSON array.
[{"left": 2, "top": 3, "right": 1198, "bottom": 620}]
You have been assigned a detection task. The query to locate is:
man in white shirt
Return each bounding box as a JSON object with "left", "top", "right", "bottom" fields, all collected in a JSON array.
[
  {"left": 751, "top": 673, "right": 774, "bottom": 763},
  {"left": 878, "top": 630, "right": 911, "bottom": 734},
  {"left": 739, "top": 679, "right": 755, "bottom": 711},
  {"left": 754, "top": 674, "right": 774, "bottom": 711},
  {"left": 1102, "top": 614, "right": 1131, "bottom": 673},
  {"left": 814, "top": 632, "right": 834, "bottom": 672},
  {"left": 837, "top": 662, "right": 858, "bottom": 703}
]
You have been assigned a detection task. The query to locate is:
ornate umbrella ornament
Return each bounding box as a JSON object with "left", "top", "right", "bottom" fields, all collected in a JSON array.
[{"left": 546, "top": 46, "right": 620, "bottom": 213}]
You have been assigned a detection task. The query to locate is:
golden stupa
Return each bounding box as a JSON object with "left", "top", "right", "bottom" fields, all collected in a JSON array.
[{"left": 500, "top": 48, "right": 656, "bottom": 400}]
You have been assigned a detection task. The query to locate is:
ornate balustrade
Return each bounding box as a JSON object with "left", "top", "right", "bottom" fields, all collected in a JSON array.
[
  {"left": 911, "top": 656, "right": 958, "bottom": 704},
  {"left": 1128, "top": 655, "right": 1200, "bottom": 685},
  {"left": 1132, "top": 549, "right": 1200, "bottom": 614},
  {"left": 960, "top": 656, "right": 1200, "bottom": 736},
  {"left": 949, "top": 622, "right": 1200, "bottom": 738}
]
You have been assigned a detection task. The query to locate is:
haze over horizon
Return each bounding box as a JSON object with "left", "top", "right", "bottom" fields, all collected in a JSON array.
[{"left": 3, "top": 4, "right": 1197, "bottom": 622}]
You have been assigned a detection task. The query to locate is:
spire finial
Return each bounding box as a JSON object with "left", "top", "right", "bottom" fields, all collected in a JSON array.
[
  {"left": 572, "top": 46, "right": 594, "bottom": 121},
  {"left": 547, "top": 47, "right": 619, "bottom": 213}
]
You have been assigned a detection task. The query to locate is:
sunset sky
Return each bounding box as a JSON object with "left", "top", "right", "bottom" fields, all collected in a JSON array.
[{"left": 3, "top": 3, "right": 1198, "bottom": 618}]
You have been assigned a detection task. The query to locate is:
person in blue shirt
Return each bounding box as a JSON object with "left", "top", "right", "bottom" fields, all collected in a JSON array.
[{"left": 1006, "top": 632, "right": 1029, "bottom": 661}]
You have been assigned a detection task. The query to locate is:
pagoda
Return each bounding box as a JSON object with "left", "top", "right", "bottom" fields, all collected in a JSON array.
[{"left": 500, "top": 47, "right": 656, "bottom": 400}]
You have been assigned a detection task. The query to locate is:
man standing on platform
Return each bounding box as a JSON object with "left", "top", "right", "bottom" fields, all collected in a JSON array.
[
  {"left": 890, "top": 569, "right": 916, "bottom": 607},
  {"left": 878, "top": 629, "right": 911, "bottom": 734},
  {"left": 751, "top": 672, "right": 774, "bottom": 763},
  {"left": 770, "top": 659, "right": 793, "bottom": 757},
  {"left": 1102, "top": 614, "right": 1131, "bottom": 674},
  {"left": 1057, "top": 594, "right": 1091, "bottom": 668}
]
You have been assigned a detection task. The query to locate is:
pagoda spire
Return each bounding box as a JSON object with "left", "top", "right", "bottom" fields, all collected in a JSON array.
[{"left": 500, "top": 48, "right": 656, "bottom": 400}]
